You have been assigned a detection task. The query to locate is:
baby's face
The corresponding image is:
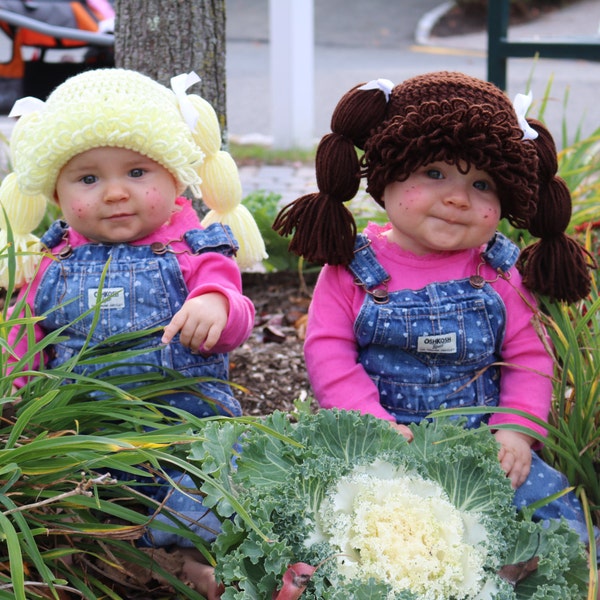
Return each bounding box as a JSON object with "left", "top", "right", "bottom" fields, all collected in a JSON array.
[
  {"left": 381, "top": 161, "right": 501, "bottom": 255},
  {"left": 54, "top": 147, "right": 178, "bottom": 243}
]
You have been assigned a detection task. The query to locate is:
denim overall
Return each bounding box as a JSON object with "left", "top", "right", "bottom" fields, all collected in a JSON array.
[
  {"left": 37, "top": 219, "right": 242, "bottom": 419},
  {"left": 349, "top": 232, "right": 594, "bottom": 550},
  {"left": 36, "top": 220, "right": 242, "bottom": 545}
]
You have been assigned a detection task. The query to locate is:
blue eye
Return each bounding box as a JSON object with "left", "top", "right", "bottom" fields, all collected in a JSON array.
[
  {"left": 81, "top": 175, "right": 97, "bottom": 185},
  {"left": 129, "top": 168, "right": 145, "bottom": 178},
  {"left": 473, "top": 180, "right": 490, "bottom": 191},
  {"left": 426, "top": 169, "right": 443, "bottom": 180}
]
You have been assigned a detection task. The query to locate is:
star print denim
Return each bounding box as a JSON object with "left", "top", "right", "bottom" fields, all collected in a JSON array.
[
  {"left": 349, "top": 232, "right": 597, "bottom": 555},
  {"left": 36, "top": 220, "right": 241, "bottom": 547}
]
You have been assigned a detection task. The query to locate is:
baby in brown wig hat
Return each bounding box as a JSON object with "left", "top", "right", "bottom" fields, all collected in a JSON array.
[{"left": 274, "top": 71, "right": 597, "bottom": 565}]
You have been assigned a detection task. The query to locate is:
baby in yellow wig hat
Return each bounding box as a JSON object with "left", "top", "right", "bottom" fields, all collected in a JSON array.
[
  {"left": 1, "top": 68, "right": 268, "bottom": 598},
  {"left": 0, "top": 68, "right": 266, "bottom": 283}
]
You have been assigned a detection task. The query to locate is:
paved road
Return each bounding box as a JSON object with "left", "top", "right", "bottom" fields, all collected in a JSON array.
[{"left": 225, "top": 0, "right": 600, "bottom": 146}]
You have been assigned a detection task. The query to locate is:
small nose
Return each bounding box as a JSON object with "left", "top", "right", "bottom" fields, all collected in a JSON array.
[
  {"left": 103, "top": 180, "right": 129, "bottom": 203},
  {"left": 443, "top": 184, "right": 470, "bottom": 209}
]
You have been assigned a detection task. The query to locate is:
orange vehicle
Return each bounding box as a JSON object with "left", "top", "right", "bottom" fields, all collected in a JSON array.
[{"left": 0, "top": 0, "right": 114, "bottom": 111}]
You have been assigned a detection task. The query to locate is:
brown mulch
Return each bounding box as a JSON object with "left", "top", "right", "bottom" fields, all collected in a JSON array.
[{"left": 230, "top": 270, "right": 318, "bottom": 416}]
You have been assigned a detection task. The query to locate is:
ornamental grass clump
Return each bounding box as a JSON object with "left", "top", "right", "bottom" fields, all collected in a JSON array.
[
  {"left": 0, "top": 232, "right": 254, "bottom": 599},
  {"left": 192, "top": 409, "right": 589, "bottom": 599}
]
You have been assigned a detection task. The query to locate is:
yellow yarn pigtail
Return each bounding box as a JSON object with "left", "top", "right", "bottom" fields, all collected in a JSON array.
[
  {"left": 187, "top": 94, "right": 267, "bottom": 269},
  {"left": 0, "top": 173, "right": 47, "bottom": 288}
]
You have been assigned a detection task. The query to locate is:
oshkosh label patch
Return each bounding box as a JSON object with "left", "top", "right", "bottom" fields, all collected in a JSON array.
[
  {"left": 88, "top": 287, "right": 125, "bottom": 309},
  {"left": 417, "top": 332, "right": 457, "bottom": 354}
]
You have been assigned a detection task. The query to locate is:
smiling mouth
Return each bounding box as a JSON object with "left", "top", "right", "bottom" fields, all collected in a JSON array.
[
  {"left": 106, "top": 213, "right": 134, "bottom": 220},
  {"left": 435, "top": 215, "right": 464, "bottom": 225}
]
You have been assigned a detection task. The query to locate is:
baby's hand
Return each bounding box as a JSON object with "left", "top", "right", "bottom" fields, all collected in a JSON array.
[
  {"left": 390, "top": 422, "right": 414, "bottom": 442},
  {"left": 494, "top": 429, "right": 534, "bottom": 489},
  {"left": 162, "top": 293, "right": 229, "bottom": 352}
]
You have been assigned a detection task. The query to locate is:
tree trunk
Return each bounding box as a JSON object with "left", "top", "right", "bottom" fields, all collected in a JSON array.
[{"left": 113, "top": 0, "right": 227, "bottom": 134}]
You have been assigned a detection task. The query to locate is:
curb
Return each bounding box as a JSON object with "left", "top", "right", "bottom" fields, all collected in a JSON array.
[{"left": 415, "top": 1, "right": 455, "bottom": 45}]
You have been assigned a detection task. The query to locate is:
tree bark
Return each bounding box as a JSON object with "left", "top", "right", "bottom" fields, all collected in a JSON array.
[{"left": 113, "top": 0, "right": 227, "bottom": 134}]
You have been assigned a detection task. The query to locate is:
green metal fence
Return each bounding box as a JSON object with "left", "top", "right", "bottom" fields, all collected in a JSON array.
[{"left": 487, "top": 0, "right": 600, "bottom": 89}]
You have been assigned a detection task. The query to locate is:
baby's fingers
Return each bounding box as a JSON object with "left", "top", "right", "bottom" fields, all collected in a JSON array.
[
  {"left": 201, "top": 324, "right": 222, "bottom": 351},
  {"left": 162, "top": 312, "right": 186, "bottom": 344},
  {"left": 498, "top": 449, "right": 515, "bottom": 476},
  {"left": 390, "top": 422, "right": 414, "bottom": 442},
  {"left": 506, "top": 463, "right": 527, "bottom": 489},
  {"left": 182, "top": 323, "right": 210, "bottom": 350}
]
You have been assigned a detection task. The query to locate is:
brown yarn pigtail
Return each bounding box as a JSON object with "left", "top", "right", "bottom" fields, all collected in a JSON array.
[
  {"left": 273, "top": 83, "right": 389, "bottom": 265},
  {"left": 273, "top": 133, "right": 359, "bottom": 264},
  {"left": 517, "top": 119, "right": 593, "bottom": 302}
]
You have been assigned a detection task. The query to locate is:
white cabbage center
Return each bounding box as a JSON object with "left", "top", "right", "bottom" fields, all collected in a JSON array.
[{"left": 316, "top": 465, "right": 488, "bottom": 599}]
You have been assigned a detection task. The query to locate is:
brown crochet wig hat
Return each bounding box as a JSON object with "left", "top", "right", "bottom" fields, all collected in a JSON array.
[{"left": 273, "top": 71, "right": 593, "bottom": 303}]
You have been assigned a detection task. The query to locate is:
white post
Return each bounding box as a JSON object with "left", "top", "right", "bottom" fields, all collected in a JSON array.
[{"left": 269, "top": 0, "right": 314, "bottom": 149}]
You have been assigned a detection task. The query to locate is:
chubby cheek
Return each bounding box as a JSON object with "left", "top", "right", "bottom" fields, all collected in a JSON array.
[
  {"left": 63, "top": 198, "right": 94, "bottom": 221},
  {"left": 400, "top": 196, "right": 420, "bottom": 212},
  {"left": 385, "top": 184, "right": 420, "bottom": 212},
  {"left": 145, "top": 188, "right": 172, "bottom": 216},
  {"left": 480, "top": 205, "right": 501, "bottom": 223}
]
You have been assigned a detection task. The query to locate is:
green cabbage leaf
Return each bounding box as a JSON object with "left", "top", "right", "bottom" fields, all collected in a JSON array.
[{"left": 190, "top": 410, "right": 589, "bottom": 599}]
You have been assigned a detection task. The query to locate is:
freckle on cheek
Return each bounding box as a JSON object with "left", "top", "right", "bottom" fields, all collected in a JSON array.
[{"left": 72, "top": 203, "right": 86, "bottom": 217}]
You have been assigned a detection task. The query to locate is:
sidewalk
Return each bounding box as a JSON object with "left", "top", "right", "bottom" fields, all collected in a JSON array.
[{"left": 421, "top": 0, "right": 599, "bottom": 51}]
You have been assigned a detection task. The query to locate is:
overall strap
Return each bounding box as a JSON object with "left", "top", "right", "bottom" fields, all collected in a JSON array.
[
  {"left": 481, "top": 232, "right": 520, "bottom": 274},
  {"left": 347, "top": 234, "right": 390, "bottom": 299},
  {"left": 183, "top": 223, "right": 239, "bottom": 258},
  {"left": 40, "top": 220, "right": 69, "bottom": 249}
]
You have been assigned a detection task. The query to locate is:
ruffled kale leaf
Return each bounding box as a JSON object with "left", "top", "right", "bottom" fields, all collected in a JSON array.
[{"left": 191, "top": 410, "right": 589, "bottom": 600}]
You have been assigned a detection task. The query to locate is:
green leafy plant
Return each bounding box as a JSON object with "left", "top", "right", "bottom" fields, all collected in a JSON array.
[
  {"left": 242, "top": 191, "right": 300, "bottom": 272},
  {"left": 0, "top": 368, "right": 221, "bottom": 597},
  {"left": 192, "top": 409, "right": 589, "bottom": 599},
  {"left": 538, "top": 250, "right": 599, "bottom": 522}
]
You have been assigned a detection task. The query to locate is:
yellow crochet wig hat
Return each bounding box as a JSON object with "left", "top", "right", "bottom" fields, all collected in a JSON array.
[{"left": 0, "top": 68, "right": 266, "bottom": 287}]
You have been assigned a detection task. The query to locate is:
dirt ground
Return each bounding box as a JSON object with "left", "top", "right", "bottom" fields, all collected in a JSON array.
[{"left": 229, "top": 270, "right": 318, "bottom": 416}]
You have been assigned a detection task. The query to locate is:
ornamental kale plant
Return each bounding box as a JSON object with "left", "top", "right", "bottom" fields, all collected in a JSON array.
[{"left": 191, "top": 409, "right": 589, "bottom": 600}]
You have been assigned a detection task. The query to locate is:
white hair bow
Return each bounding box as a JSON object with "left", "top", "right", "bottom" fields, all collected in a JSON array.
[
  {"left": 358, "top": 78, "right": 394, "bottom": 102},
  {"left": 171, "top": 71, "right": 201, "bottom": 131},
  {"left": 512, "top": 91, "right": 538, "bottom": 140},
  {"left": 8, "top": 96, "right": 46, "bottom": 118}
]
